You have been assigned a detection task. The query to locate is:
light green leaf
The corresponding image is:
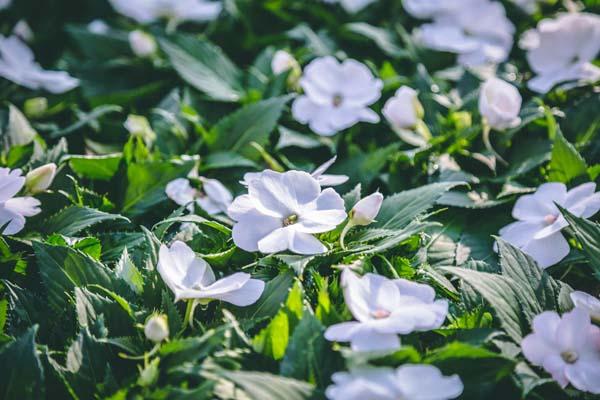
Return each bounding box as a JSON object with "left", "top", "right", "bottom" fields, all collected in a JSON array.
[
  {"left": 560, "top": 206, "right": 600, "bottom": 279},
  {"left": 114, "top": 248, "right": 144, "bottom": 294},
  {"left": 547, "top": 128, "right": 587, "bottom": 183},
  {"left": 67, "top": 154, "right": 122, "bottom": 181}
]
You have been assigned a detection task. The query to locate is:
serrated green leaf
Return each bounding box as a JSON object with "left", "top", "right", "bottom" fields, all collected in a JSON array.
[
  {"left": 41, "top": 206, "right": 130, "bottom": 236},
  {"left": 547, "top": 128, "right": 588, "bottom": 183},
  {"left": 114, "top": 248, "right": 144, "bottom": 294},
  {"left": 218, "top": 369, "right": 314, "bottom": 400},
  {"left": 561, "top": 206, "right": 600, "bottom": 279},
  {"left": 67, "top": 154, "right": 122, "bottom": 181}
]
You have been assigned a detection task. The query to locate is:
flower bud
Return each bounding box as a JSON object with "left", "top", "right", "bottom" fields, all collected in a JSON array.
[
  {"left": 478, "top": 77, "right": 522, "bottom": 131},
  {"left": 13, "top": 20, "right": 33, "bottom": 42},
  {"left": 383, "top": 86, "right": 423, "bottom": 130},
  {"left": 88, "top": 19, "right": 109, "bottom": 34},
  {"left": 128, "top": 30, "right": 157, "bottom": 58},
  {"left": 144, "top": 314, "right": 169, "bottom": 343},
  {"left": 271, "top": 50, "right": 301, "bottom": 87},
  {"left": 124, "top": 114, "right": 156, "bottom": 147},
  {"left": 7, "top": 104, "right": 36, "bottom": 146},
  {"left": 350, "top": 192, "right": 384, "bottom": 226},
  {"left": 24, "top": 97, "right": 48, "bottom": 118},
  {"left": 25, "top": 163, "right": 56, "bottom": 194}
]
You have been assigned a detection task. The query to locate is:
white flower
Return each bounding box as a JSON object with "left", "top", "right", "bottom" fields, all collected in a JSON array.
[
  {"left": 406, "top": 0, "right": 514, "bottom": 67},
  {"left": 326, "top": 365, "right": 463, "bottom": 400},
  {"left": 0, "top": 0, "right": 11, "bottom": 10},
  {"left": 292, "top": 56, "right": 382, "bottom": 136},
  {"left": 524, "top": 13, "right": 600, "bottom": 93},
  {"left": 324, "top": 270, "right": 448, "bottom": 352},
  {"left": 570, "top": 291, "right": 600, "bottom": 322},
  {"left": 165, "top": 177, "right": 232, "bottom": 215},
  {"left": 0, "top": 35, "right": 79, "bottom": 94},
  {"left": 478, "top": 77, "right": 522, "bottom": 130},
  {"left": 228, "top": 170, "right": 347, "bottom": 255},
  {"left": 271, "top": 50, "right": 298, "bottom": 75},
  {"left": 13, "top": 20, "right": 33, "bottom": 42},
  {"left": 322, "top": 0, "right": 376, "bottom": 13},
  {"left": 109, "top": 0, "right": 222, "bottom": 26},
  {"left": 144, "top": 314, "right": 169, "bottom": 342},
  {"left": 521, "top": 308, "right": 600, "bottom": 394},
  {"left": 510, "top": 0, "right": 540, "bottom": 14},
  {"left": 499, "top": 182, "right": 600, "bottom": 268},
  {"left": 128, "top": 30, "right": 157, "bottom": 58},
  {"left": 87, "top": 20, "right": 110, "bottom": 34},
  {"left": 241, "top": 156, "right": 348, "bottom": 187},
  {"left": 158, "top": 241, "right": 265, "bottom": 305},
  {"left": 0, "top": 168, "right": 41, "bottom": 235},
  {"left": 383, "top": 86, "right": 423, "bottom": 130},
  {"left": 25, "top": 163, "right": 56, "bottom": 194},
  {"left": 349, "top": 192, "right": 383, "bottom": 226}
]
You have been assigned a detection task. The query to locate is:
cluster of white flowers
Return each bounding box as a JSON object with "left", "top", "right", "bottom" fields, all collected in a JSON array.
[
  {"left": 403, "top": 0, "right": 515, "bottom": 67},
  {"left": 499, "top": 182, "right": 600, "bottom": 268},
  {"left": 108, "top": 0, "right": 221, "bottom": 26},
  {"left": 521, "top": 291, "right": 600, "bottom": 394},
  {"left": 0, "top": 35, "right": 79, "bottom": 94}
]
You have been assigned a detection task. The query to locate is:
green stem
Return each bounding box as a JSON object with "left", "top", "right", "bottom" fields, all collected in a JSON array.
[
  {"left": 339, "top": 221, "right": 355, "bottom": 251},
  {"left": 482, "top": 123, "right": 508, "bottom": 166},
  {"left": 182, "top": 299, "right": 196, "bottom": 329}
]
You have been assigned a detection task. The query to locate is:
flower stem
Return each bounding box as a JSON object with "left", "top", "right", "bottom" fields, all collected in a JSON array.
[
  {"left": 182, "top": 299, "right": 196, "bottom": 329},
  {"left": 482, "top": 124, "right": 508, "bottom": 166},
  {"left": 339, "top": 221, "right": 355, "bottom": 251}
]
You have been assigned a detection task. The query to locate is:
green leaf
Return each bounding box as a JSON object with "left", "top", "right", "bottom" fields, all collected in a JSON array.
[
  {"left": 375, "top": 182, "right": 465, "bottom": 230},
  {"left": 345, "top": 23, "right": 408, "bottom": 58},
  {"left": 561, "top": 207, "right": 600, "bottom": 279},
  {"left": 235, "top": 272, "right": 294, "bottom": 321},
  {"left": 547, "top": 128, "right": 588, "bottom": 183},
  {"left": 114, "top": 248, "right": 144, "bottom": 294},
  {"left": 0, "top": 326, "right": 45, "bottom": 400},
  {"left": 34, "top": 242, "right": 116, "bottom": 312},
  {"left": 218, "top": 369, "right": 314, "bottom": 400},
  {"left": 207, "top": 96, "right": 292, "bottom": 158},
  {"left": 65, "top": 329, "right": 111, "bottom": 399},
  {"left": 67, "top": 154, "right": 122, "bottom": 181},
  {"left": 159, "top": 34, "right": 243, "bottom": 102},
  {"left": 41, "top": 206, "right": 130, "bottom": 236}
]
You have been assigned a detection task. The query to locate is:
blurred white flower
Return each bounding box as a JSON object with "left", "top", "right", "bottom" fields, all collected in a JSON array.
[
  {"left": 128, "top": 30, "right": 157, "bottom": 58},
  {"left": 478, "top": 77, "right": 522, "bottom": 130},
  {"left": 0, "top": 35, "right": 79, "bottom": 93},
  {"left": 6, "top": 104, "right": 36, "bottom": 147},
  {"left": 405, "top": 0, "right": 514, "bottom": 67},
  {"left": 144, "top": 314, "right": 169, "bottom": 342},
  {"left": 523, "top": 13, "right": 600, "bottom": 93},
  {"left": 326, "top": 365, "right": 463, "bottom": 400},
  {"left": 241, "top": 156, "right": 348, "bottom": 187},
  {"left": 271, "top": 50, "right": 298, "bottom": 75},
  {"left": 25, "top": 163, "right": 56, "bottom": 194},
  {"left": 383, "top": 86, "right": 423, "bottom": 130},
  {"left": 322, "top": 0, "right": 376, "bottom": 13},
  {"left": 499, "top": 182, "right": 600, "bottom": 268},
  {"left": 292, "top": 56, "right": 382, "bottom": 136},
  {"left": 0, "top": 0, "right": 11, "bottom": 10},
  {"left": 522, "top": 308, "right": 600, "bottom": 394},
  {"left": 349, "top": 192, "right": 383, "bottom": 226},
  {"left": 510, "top": 0, "right": 540, "bottom": 14},
  {"left": 109, "top": 0, "right": 222, "bottom": 26},
  {"left": 228, "top": 170, "right": 346, "bottom": 255},
  {"left": 570, "top": 291, "right": 600, "bottom": 322},
  {"left": 324, "top": 270, "right": 448, "bottom": 352},
  {"left": 13, "top": 20, "right": 33, "bottom": 42},
  {"left": 165, "top": 177, "right": 232, "bottom": 215},
  {"left": 87, "top": 20, "right": 110, "bottom": 34},
  {"left": 0, "top": 168, "right": 41, "bottom": 235},
  {"left": 158, "top": 241, "right": 264, "bottom": 305}
]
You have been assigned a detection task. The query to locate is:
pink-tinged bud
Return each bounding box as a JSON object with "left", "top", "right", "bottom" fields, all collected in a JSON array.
[
  {"left": 350, "top": 192, "right": 384, "bottom": 226},
  {"left": 25, "top": 163, "right": 56, "bottom": 194},
  {"left": 144, "top": 314, "right": 169, "bottom": 343}
]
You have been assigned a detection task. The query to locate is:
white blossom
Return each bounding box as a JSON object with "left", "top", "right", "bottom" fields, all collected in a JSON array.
[
  {"left": 292, "top": 56, "right": 382, "bottom": 136},
  {"left": 25, "top": 163, "right": 56, "bottom": 194},
  {"left": 324, "top": 270, "right": 448, "bottom": 352},
  {"left": 404, "top": 0, "right": 514, "bottom": 67},
  {"left": 144, "top": 314, "right": 169, "bottom": 342},
  {"left": 521, "top": 308, "right": 600, "bottom": 394},
  {"left": 108, "top": 0, "right": 222, "bottom": 26},
  {"left": 570, "top": 291, "right": 600, "bottom": 322},
  {"left": 0, "top": 0, "right": 11, "bottom": 10},
  {"left": 87, "top": 20, "right": 110, "bottom": 34},
  {"left": 326, "top": 364, "right": 463, "bottom": 400},
  {"left": 241, "top": 157, "right": 348, "bottom": 188},
  {"left": 0, "top": 35, "right": 79, "bottom": 94},
  {"left": 499, "top": 182, "right": 600, "bottom": 268},
  {"left": 383, "top": 86, "right": 424, "bottom": 130},
  {"left": 165, "top": 177, "right": 232, "bottom": 215},
  {"left": 128, "top": 30, "right": 157, "bottom": 58},
  {"left": 523, "top": 13, "right": 600, "bottom": 93},
  {"left": 158, "top": 241, "right": 264, "bottom": 305},
  {"left": 0, "top": 168, "right": 41, "bottom": 235},
  {"left": 478, "top": 77, "right": 522, "bottom": 130},
  {"left": 228, "top": 170, "right": 347, "bottom": 255}
]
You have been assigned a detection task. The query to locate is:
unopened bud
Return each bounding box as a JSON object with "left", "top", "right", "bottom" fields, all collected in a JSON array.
[
  {"left": 350, "top": 192, "right": 384, "bottom": 226},
  {"left": 24, "top": 97, "right": 48, "bottom": 118},
  {"left": 144, "top": 314, "right": 169, "bottom": 343},
  {"left": 124, "top": 114, "right": 156, "bottom": 147},
  {"left": 271, "top": 50, "right": 301, "bottom": 88},
  {"left": 129, "top": 30, "right": 157, "bottom": 58},
  {"left": 25, "top": 163, "right": 56, "bottom": 194}
]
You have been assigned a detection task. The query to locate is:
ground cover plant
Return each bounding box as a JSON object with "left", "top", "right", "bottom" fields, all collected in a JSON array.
[{"left": 1, "top": 0, "right": 600, "bottom": 399}]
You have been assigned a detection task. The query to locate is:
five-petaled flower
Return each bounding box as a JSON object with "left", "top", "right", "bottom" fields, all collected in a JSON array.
[
  {"left": 499, "top": 182, "right": 600, "bottom": 268},
  {"left": 166, "top": 177, "right": 232, "bottom": 215},
  {"left": 325, "top": 364, "right": 463, "bottom": 400},
  {"left": 521, "top": 308, "right": 600, "bottom": 394},
  {"left": 324, "top": 269, "right": 448, "bottom": 352},
  {"left": 0, "top": 35, "right": 78, "bottom": 93},
  {"left": 0, "top": 168, "right": 41, "bottom": 235},
  {"left": 158, "top": 241, "right": 265, "bottom": 305},
  {"left": 292, "top": 56, "right": 382, "bottom": 136},
  {"left": 228, "top": 170, "right": 347, "bottom": 255}
]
